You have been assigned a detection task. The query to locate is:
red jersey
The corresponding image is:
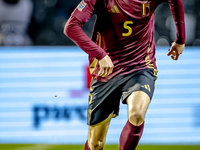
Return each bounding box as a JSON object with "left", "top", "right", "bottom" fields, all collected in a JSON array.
[{"left": 64, "top": 0, "right": 185, "bottom": 82}]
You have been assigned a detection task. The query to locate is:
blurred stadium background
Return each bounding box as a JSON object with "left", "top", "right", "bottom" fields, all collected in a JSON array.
[{"left": 0, "top": 0, "right": 200, "bottom": 150}]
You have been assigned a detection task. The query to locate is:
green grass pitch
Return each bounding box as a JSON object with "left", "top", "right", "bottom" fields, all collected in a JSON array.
[{"left": 0, "top": 144, "right": 200, "bottom": 150}]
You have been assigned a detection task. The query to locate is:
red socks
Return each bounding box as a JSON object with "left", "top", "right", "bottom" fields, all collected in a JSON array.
[
  {"left": 84, "top": 140, "right": 90, "bottom": 150},
  {"left": 119, "top": 120, "right": 144, "bottom": 150},
  {"left": 85, "top": 121, "right": 143, "bottom": 150},
  {"left": 84, "top": 140, "right": 103, "bottom": 150}
]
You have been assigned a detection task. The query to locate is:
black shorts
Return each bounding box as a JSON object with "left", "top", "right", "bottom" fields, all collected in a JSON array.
[{"left": 87, "top": 68, "right": 157, "bottom": 125}]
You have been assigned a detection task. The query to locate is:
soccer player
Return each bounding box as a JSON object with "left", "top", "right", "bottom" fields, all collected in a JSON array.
[{"left": 64, "top": 0, "right": 185, "bottom": 150}]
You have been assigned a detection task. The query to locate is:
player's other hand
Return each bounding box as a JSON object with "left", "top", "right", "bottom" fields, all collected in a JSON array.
[
  {"left": 167, "top": 42, "right": 185, "bottom": 60},
  {"left": 98, "top": 55, "right": 114, "bottom": 77}
]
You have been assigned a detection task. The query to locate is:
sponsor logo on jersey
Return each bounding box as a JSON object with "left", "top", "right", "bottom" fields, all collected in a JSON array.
[
  {"left": 77, "top": 0, "right": 87, "bottom": 11},
  {"left": 141, "top": 3, "right": 150, "bottom": 16}
]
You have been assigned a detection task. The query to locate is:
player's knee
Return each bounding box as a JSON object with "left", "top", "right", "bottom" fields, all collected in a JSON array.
[
  {"left": 129, "top": 112, "right": 144, "bottom": 126},
  {"left": 98, "top": 140, "right": 105, "bottom": 150},
  {"left": 88, "top": 139, "right": 105, "bottom": 150}
]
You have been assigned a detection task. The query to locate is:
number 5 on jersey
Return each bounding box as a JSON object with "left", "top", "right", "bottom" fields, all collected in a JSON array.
[{"left": 122, "top": 21, "right": 133, "bottom": 36}]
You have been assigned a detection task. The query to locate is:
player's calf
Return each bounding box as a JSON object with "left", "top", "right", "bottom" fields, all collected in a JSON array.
[
  {"left": 119, "top": 91, "right": 149, "bottom": 150},
  {"left": 119, "top": 121, "right": 144, "bottom": 150}
]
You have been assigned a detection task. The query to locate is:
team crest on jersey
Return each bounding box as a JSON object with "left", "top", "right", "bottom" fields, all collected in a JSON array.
[
  {"left": 77, "top": 0, "right": 87, "bottom": 11},
  {"left": 141, "top": 3, "right": 150, "bottom": 16}
]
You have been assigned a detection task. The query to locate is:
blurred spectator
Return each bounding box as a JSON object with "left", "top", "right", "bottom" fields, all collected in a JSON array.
[
  {"left": 193, "top": 0, "right": 200, "bottom": 46},
  {"left": 0, "top": 0, "right": 33, "bottom": 46},
  {"left": 1, "top": 0, "right": 198, "bottom": 46},
  {"left": 165, "top": 0, "right": 196, "bottom": 45},
  {"left": 155, "top": 0, "right": 200, "bottom": 46},
  {"left": 30, "top": 0, "right": 200, "bottom": 46},
  {"left": 166, "top": 13, "right": 196, "bottom": 45},
  {"left": 154, "top": 2, "right": 171, "bottom": 46},
  {"left": 29, "top": 0, "right": 96, "bottom": 45}
]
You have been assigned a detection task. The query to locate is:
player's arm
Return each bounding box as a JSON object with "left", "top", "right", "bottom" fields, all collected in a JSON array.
[
  {"left": 167, "top": 0, "right": 186, "bottom": 60},
  {"left": 63, "top": 0, "right": 113, "bottom": 77}
]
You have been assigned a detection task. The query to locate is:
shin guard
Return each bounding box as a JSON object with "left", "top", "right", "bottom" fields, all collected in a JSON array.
[
  {"left": 119, "top": 121, "right": 144, "bottom": 150},
  {"left": 84, "top": 140, "right": 90, "bottom": 150}
]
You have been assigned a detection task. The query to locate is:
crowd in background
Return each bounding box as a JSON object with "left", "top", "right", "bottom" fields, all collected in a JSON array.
[{"left": 0, "top": 0, "right": 200, "bottom": 46}]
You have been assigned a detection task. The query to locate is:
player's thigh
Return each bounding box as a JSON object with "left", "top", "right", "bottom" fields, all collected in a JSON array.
[
  {"left": 127, "top": 91, "right": 150, "bottom": 119},
  {"left": 122, "top": 68, "right": 157, "bottom": 124},
  {"left": 87, "top": 78, "right": 122, "bottom": 148},
  {"left": 88, "top": 112, "right": 113, "bottom": 148}
]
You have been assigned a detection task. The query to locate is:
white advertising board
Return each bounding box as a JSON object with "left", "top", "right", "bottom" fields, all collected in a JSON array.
[{"left": 0, "top": 46, "right": 200, "bottom": 144}]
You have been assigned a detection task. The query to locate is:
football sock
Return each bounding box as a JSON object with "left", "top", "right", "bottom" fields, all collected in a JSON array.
[
  {"left": 119, "top": 120, "right": 144, "bottom": 150},
  {"left": 84, "top": 140, "right": 90, "bottom": 150},
  {"left": 84, "top": 140, "right": 103, "bottom": 150}
]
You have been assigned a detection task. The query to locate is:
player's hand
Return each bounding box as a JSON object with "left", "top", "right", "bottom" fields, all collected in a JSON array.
[
  {"left": 98, "top": 55, "right": 114, "bottom": 77},
  {"left": 167, "top": 42, "right": 185, "bottom": 60}
]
